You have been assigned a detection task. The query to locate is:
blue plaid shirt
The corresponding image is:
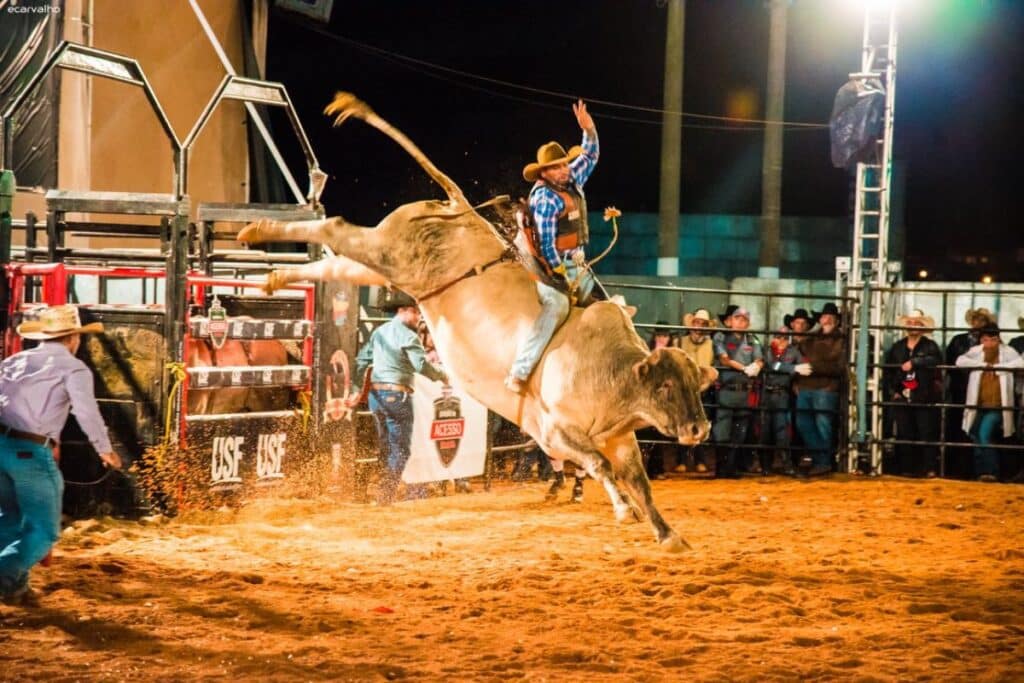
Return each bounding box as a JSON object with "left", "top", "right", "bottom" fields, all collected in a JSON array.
[{"left": 529, "top": 129, "right": 599, "bottom": 268}]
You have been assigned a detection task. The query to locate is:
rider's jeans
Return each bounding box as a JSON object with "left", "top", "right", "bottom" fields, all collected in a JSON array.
[{"left": 508, "top": 258, "right": 595, "bottom": 382}]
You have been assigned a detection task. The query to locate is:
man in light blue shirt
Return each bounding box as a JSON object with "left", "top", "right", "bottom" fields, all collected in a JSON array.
[
  {"left": 0, "top": 305, "right": 121, "bottom": 605},
  {"left": 506, "top": 99, "right": 599, "bottom": 394},
  {"left": 355, "top": 294, "right": 447, "bottom": 505}
]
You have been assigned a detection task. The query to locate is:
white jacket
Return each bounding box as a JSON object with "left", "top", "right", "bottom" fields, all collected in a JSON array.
[{"left": 955, "top": 344, "right": 1023, "bottom": 437}]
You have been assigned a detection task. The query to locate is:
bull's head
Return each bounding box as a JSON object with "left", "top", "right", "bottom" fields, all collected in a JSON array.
[{"left": 632, "top": 347, "right": 716, "bottom": 446}]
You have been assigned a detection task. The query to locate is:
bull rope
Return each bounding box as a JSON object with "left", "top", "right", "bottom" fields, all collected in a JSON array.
[
  {"left": 569, "top": 206, "right": 620, "bottom": 299},
  {"left": 163, "top": 362, "right": 188, "bottom": 450},
  {"left": 298, "top": 390, "right": 312, "bottom": 432}
]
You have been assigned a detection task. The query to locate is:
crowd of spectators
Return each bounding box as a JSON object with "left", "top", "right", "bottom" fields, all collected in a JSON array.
[{"left": 633, "top": 304, "right": 1024, "bottom": 483}]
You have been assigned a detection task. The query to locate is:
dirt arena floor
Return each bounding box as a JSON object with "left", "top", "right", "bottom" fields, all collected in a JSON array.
[{"left": 1, "top": 475, "right": 1022, "bottom": 682}]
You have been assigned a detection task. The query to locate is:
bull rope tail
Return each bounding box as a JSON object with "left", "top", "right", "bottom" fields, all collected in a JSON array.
[
  {"left": 163, "top": 362, "right": 188, "bottom": 450},
  {"left": 570, "top": 207, "right": 621, "bottom": 298}
]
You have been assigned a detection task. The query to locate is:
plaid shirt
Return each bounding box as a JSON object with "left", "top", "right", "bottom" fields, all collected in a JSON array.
[{"left": 529, "top": 129, "right": 599, "bottom": 267}]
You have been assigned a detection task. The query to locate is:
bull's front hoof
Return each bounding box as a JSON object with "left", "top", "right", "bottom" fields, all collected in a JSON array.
[{"left": 660, "top": 534, "right": 692, "bottom": 554}]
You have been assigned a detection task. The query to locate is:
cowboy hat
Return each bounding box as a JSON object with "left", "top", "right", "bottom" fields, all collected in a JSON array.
[
  {"left": 379, "top": 289, "right": 418, "bottom": 312},
  {"left": 812, "top": 302, "right": 842, "bottom": 321},
  {"left": 652, "top": 320, "right": 673, "bottom": 336},
  {"left": 523, "top": 141, "right": 583, "bottom": 182},
  {"left": 717, "top": 305, "right": 750, "bottom": 324},
  {"left": 896, "top": 309, "right": 935, "bottom": 333},
  {"left": 16, "top": 305, "right": 104, "bottom": 340},
  {"left": 965, "top": 307, "right": 997, "bottom": 327},
  {"left": 682, "top": 308, "right": 717, "bottom": 328},
  {"left": 783, "top": 308, "right": 813, "bottom": 328}
]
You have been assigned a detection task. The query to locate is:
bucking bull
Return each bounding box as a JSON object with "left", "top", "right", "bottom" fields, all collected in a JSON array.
[{"left": 239, "top": 94, "right": 715, "bottom": 551}]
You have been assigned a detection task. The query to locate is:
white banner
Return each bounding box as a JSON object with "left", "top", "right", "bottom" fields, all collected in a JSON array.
[{"left": 402, "top": 374, "right": 488, "bottom": 484}]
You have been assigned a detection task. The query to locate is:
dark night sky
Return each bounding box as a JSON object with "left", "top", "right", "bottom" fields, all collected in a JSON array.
[{"left": 265, "top": 0, "right": 1023, "bottom": 280}]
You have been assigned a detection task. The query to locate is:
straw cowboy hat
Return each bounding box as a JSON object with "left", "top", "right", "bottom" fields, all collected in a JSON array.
[
  {"left": 16, "top": 305, "right": 103, "bottom": 340},
  {"left": 965, "top": 307, "right": 997, "bottom": 327},
  {"left": 523, "top": 141, "right": 583, "bottom": 182},
  {"left": 682, "top": 308, "right": 717, "bottom": 328},
  {"left": 896, "top": 308, "right": 935, "bottom": 334}
]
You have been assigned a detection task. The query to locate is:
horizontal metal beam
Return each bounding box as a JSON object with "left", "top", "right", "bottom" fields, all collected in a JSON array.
[
  {"left": 196, "top": 202, "right": 320, "bottom": 223},
  {"left": 45, "top": 190, "right": 187, "bottom": 216}
]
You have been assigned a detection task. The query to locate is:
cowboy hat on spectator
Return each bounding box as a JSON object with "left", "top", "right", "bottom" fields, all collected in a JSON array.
[
  {"left": 783, "top": 308, "right": 813, "bottom": 329},
  {"left": 896, "top": 309, "right": 935, "bottom": 335},
  {"left": 718, "top": 305, "right": 750, "bottom": 324},
  {"left": 965, "top": 307, "right": 997, "bottom": 327},
  {"left": 812, "top": 302, "right": 842, "bottom": 322},
  {"left": 682, "top": 308, "right": 717, "bottom": 328},
  {"left": 16, "top": 305, "right": 103, "bottom": 340}
]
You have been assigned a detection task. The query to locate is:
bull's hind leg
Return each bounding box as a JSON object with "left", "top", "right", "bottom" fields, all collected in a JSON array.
[
  {"left": 261, "top": 255, "right": 388, "bottom": 294},
  {"left": 543, "top": 426, "right": 633, "bottom": 524},
  {"left": 603, "top": 433, "right": 691, "bottom": 553}
]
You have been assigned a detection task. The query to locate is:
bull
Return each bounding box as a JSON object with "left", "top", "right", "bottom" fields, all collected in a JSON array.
[{"left": 239, "top": 93, "right": 715, "bottom": 551}]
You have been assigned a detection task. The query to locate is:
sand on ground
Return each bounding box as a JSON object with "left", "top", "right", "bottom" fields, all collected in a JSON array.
[{"left": 1, "top": 476, "right": 1022, "bottom": 682}]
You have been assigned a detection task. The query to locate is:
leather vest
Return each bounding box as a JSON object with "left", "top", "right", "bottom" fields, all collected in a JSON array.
[{"left": 545, "top": 183, "right": 589, "bottom": 252}]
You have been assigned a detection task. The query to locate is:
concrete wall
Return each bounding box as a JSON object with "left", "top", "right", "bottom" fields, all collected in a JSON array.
[{"left": 589, "top": 211, "right": 855, "bottom": 281}]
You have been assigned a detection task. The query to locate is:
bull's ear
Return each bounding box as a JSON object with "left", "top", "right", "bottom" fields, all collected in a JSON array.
[
  {"left": 699, "top": 365, "right": 718, "bottom": 392},
  {"left": 632, "top": 359, "right": 650, "bottom": 380},
  {"left": 633, "top": 350, "right": 661, "bottom": 380},
  {"left": 630, "top": 356, "right": 655, "bottom": 382}
]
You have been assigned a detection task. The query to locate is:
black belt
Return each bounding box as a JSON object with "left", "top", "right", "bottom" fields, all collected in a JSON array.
[{"left": 0, "top": 424, "right": 56, "bottom": 448}]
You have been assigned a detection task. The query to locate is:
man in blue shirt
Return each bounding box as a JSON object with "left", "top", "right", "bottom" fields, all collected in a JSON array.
[
  {"left": 355, "top": 293, "right": 448, "bottom": 505},
  {"left": 0, "top": 305, "right": 121, "bottom": 605},
  {"left": 506, "top": 99, "right": 599, "bottom": 394}
]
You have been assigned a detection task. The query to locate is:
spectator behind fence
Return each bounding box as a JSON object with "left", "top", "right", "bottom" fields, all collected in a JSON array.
[
  {"left": 954, "top": 324, "right": 1023, "bottom": 482},
  {"left": 674, "top": 308, "right": 717, "bottom": 473},
  {"left": 785, "top": 308, "right": 814, "bottom": 341},
  {"left": 794, "top": 303, "right": 844, "bottom": 477},
  {"left": 640, "top": 321, "right": 679, "bottom": 479},
  {"left": 355, "top": 294, "right": 448, "bottom": 505},
  {"left": 1010, "top": 316, "right": 1024, "bottom": 356},
  {"left": 762, "top": 325, "right": 802, "bottom": 475},
  {"left": 884, "top": 309, "right": 943, "bottom": 478},
  {"left": 712, "top": 305, "right": 763, "bottom": 478},
  {"left": 945, "top": 308, "right": 997, "bottom": 477}
]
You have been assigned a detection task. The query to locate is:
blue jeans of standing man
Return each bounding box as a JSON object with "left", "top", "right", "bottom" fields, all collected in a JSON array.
[
  {"left": 970, "top": 409, "right": 1002, "bottom": 478},
  {"left": 368, "top": 389, "right": 414, "bottom": 504},
  {"left": 509, "top": 259, "right": 595, "bottom": 382},
  {"left": 0, "top": 436, "right": 63, "bottom": 596},
  {"left": 795, "top": 389, "right": 839, "bottom": 469}
]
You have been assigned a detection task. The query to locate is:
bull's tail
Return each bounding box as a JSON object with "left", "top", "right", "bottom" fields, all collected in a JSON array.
[{"left": 324, "top": 92, "right": 470, "bottom": 209}]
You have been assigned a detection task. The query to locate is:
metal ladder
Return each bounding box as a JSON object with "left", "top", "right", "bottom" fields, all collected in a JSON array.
[{"left": 847, "top": 4, "right": 899, "bottom": 474}]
